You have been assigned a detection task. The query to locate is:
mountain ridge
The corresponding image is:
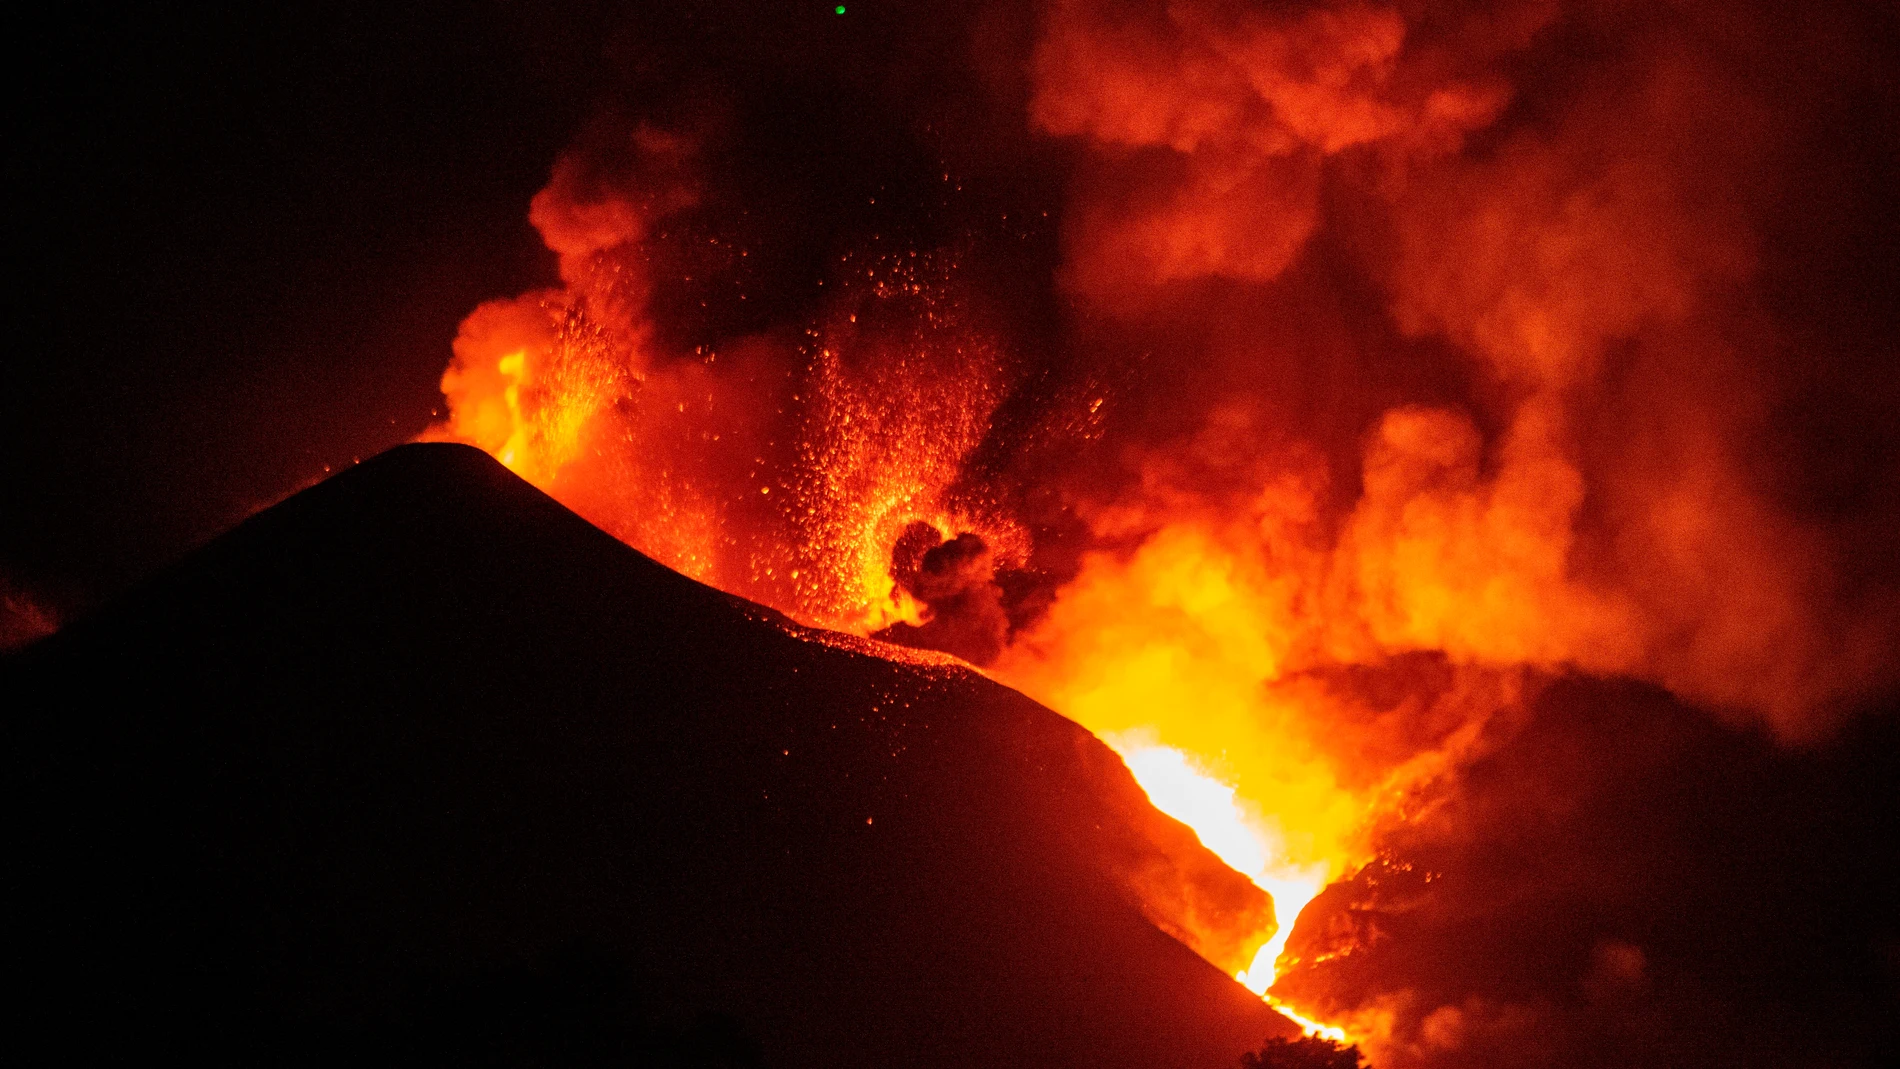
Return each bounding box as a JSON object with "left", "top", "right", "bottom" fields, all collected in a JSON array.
[{"left": 8, "top": 442, "right": 1294, "bottom": 1066}]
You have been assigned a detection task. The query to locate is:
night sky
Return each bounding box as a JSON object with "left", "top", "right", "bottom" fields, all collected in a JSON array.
[{"left": 6, "top": 2, "right": 612, "bottom": 612}]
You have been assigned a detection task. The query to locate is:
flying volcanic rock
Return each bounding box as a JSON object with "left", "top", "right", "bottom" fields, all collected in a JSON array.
[{"left": 7, "top": 443, "right": 1294, "bottom": 1067}]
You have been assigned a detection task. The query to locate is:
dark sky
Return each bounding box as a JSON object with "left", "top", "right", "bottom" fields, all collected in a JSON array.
[{"left": 5, "top": 1, "right": 614, "bottom": 613}]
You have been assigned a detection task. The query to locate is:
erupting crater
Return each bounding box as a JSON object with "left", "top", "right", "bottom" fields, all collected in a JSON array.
[{"left": 305, "top": 0, "right": 1900, "bottom": 1060}]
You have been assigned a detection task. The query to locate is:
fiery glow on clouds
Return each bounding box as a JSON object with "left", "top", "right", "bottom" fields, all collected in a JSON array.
[{"left": 424, "top": 1, "right": 1898, "bottom": 1059}]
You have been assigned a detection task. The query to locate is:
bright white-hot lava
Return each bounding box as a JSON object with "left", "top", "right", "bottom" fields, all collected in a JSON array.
[{"left": 1110, "top": 738, "right": 1345, "bottom": 1039}]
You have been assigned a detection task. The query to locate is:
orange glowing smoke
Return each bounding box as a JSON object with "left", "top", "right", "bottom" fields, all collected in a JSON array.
[
  {"left": 426, "top": 0, "right": 1899, "bottom": 1054},
  {"left": 984, "top": 423, "right": 1519, "bottom": 1028}
]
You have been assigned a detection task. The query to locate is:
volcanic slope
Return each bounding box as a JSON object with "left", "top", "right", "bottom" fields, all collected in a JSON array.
[{"left": 8, "top": 443, "right": 1294, "bottom": 1067}]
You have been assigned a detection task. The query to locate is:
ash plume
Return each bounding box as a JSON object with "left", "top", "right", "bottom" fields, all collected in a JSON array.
[
  {"left": 874, "top": 524, "right": 1012, "bottom": 665},
  {"left": 1027, "top": 0, "right": 1899, "bottom": 738}
]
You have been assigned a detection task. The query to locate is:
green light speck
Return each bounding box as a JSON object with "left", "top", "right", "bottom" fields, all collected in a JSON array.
[{"left": 835, "top": 5, "right": 846, "bottom": 13}]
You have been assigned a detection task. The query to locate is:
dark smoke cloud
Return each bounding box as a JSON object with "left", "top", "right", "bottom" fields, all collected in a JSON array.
[
  {"left": 1274, "top": 676, "right": 1900, "bottom": 1069},
  {"left": 875, "top": 525, "right": 1013, "bottom": 664}
]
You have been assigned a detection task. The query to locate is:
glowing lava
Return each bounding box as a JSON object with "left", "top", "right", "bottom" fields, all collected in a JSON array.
[{"left": 1110, "top": 740, "right": 1348, "bottom": 1040}]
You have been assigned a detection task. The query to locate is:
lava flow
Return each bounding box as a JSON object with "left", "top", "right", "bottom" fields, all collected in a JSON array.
[
  {"left": 1109, "top": 742, "right": 1342, "bottom": 1035},
  {"left": 422, "top": 2, "right": 1900, "bottom": 1062}
]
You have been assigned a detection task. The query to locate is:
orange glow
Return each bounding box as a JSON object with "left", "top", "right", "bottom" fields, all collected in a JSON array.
[
  {"left": 988, "top": 517, "right": 1373, "bottom": 973},
  {"left": 420, "top": 244, "right": 1543, "bottom": 1045},
  {"left": 429, "top": 259, "right": 1381, "bottom": 1040},
  {"left": 429, "top": 293, "right": 624, "bottom": 486},
  {"left": 420, "top": 6, "right": 1900, "bottom": 1055},
  {"left": 1267, "top": 999, "right": 1351, "bottom": 1045},
  {"left": 1110, "top": 742, "right": 1333, "bottom": 995},
  {"left": 779, "top": 306, "right": 1027, "bottom": 634}
]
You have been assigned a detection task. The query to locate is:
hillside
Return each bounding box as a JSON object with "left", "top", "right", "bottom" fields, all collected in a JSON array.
[{"left": 7, "top": 443, "right": 1294, "bottom": 1066}]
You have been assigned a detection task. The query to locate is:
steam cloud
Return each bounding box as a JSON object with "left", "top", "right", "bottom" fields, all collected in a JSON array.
[{"left": 429, "top": 2, "right": 1899, "bottom": 1065}]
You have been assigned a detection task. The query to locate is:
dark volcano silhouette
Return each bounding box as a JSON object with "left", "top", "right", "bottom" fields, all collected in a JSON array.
[{"left": 8, "top": 443, "right": 1294, "bottom": 1067}]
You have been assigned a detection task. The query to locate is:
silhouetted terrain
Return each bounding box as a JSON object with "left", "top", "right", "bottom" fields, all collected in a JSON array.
[{"left": 7, "top": 443, "right": 1291, "bottom": 1066}]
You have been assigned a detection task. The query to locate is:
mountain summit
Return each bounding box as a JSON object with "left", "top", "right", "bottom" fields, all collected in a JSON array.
[{"left": 9, "top": 443, "right": 1292, "bottom": 1066}]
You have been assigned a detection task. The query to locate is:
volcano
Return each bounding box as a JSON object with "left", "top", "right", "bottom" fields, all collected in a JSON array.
[{"left": 7, "top": 442, "right": 1296, "bottom": 1066}]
